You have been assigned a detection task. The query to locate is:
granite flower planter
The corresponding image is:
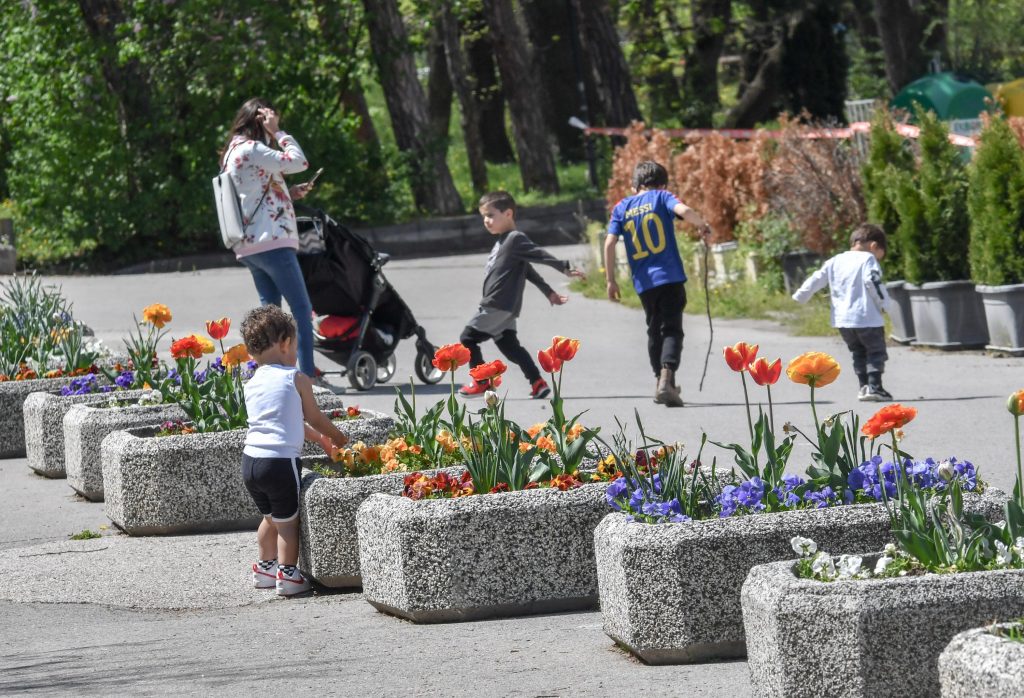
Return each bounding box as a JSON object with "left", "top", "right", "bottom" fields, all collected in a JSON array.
[
  {"left": 24, "top": 388, "right": 139, "bottom": 478},
  {"left": 298, "top": 463, "right": 463, "bottom": 587},
  {"left": 0, "top": 375, "right": 77, "bottom": 459},
  {"left": 101, "top": 403, "right": 391, "bottom": 536},
  {"left": 356, "top": 483, "right": 610, "bottom": 622},
  {"left": 742, "top": 561, "right": 1024, "bottom": 698},
  {"left": 939, "top": 623, "right": 1024, "bottom": 697},
  {"left": 977, "top": 283, "right": 1024, "bottom": 355},
  {"left": 885, "top": 280, "right": 915, "bottom": 344},
  {"left": 63, "top": 399, "right": 186, "bottom": 501},
  {"left": 595, "top": 488, "right": 1008, "bottom": 665},
  {"left": 907, "top": 280, "right": 989, "bottom": 350}
]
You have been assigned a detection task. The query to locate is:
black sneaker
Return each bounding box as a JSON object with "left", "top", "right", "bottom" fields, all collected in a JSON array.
[{"left": 859, "top": 385, "right": 893, "bottom": 402}]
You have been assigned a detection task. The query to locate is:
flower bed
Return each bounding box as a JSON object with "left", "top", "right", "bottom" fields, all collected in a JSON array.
[
  {"left": 298, "top": 461, "right": 464, "bottom": 587},
  {"left": 23, "top": 384, "right": 130, "bottom": 478},
  {"left": 741, "top": 558, "right": 1024, "bottom": 698},
  {"left": 101, "top": 399, "right": 382, "bottom": 536},
  {"left": 356, "top": 482, "right": 610, "bottom": 622},
  {"left": 939, "top": 622, "right": 1024, "bottom": 697},
  {"left": 63, "top": 397, "right": 185, "bottom": 501},
  {"left": 594, "top": 486, "right": 1008, "bottom": 665},
  {"left": 0, "top": 375, "right": 78, "bottom": 458}
]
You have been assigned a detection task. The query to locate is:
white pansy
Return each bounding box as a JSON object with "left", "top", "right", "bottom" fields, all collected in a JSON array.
[
  {"left": 884, "top": 543, "right": 897, "bottom": 555},
  {"left": 1014, "top": 537, "right": 1024, "bottom": 555},
  {"left": 995, "top": 520, "right": 1007, "bottom": 530},
  {"left": 836, "top": 555, "right": 863, "bottom": 579},
  {"left": 874, "top": 555, "right": 893, "bottom": 576},
  {"left": 995, "top": 541, "right": 1013, "bottom": 567},
  {"left": 811, "top": 552, "right": 836, "bottom": 579},
  {"left": 791, "top": 536, "right": 817, "bottom": 557}
]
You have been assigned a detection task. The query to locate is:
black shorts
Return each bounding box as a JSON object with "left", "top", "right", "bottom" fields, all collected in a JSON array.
[{"left": 241, "top": 454, "right": 301, "bottom": 522}]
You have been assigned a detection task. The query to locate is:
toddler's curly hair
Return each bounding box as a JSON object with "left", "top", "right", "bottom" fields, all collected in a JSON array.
[{"left": 240, "top": 305, "right": 296, "bottom": 356}]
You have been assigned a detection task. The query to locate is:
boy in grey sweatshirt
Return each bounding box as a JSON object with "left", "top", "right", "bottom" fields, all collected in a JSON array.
[
  {"left": 793, "top": 224, "right": 891, "bottom": 401},
  {"left": 459, "top": 191, "right": 583, "bottom": 398}
]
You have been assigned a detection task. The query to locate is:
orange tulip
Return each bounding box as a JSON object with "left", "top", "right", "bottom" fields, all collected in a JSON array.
[
  {"left": 469, "top": 359, "right": 507, "bottom": 386},
  {"left": 170, "top": 336, "right": 204, "bottom": 360},
  {"left": 206, "top": 317, "right": 230, "bottom": 341},
  {"left": 191, "top": 334, "right": 216, "bottom": 354},
  {"left": 222, "top": 343, "right": 251, "bottom": 368},
  {"left": 141, "top": 303, "right": 172, "bottom": 328},
  {"left": 861, "top": 404, "right": 918, "bottom": 439},
  {"left": 786, "top": 352, "right": 841, "bottom": 388},
  {"left": 748, "top": 357, "right": 782, "bottom": 386},
  {"left": 347, "top": 405, "right": 361, "bottom": 417},
  {"left": 1008, "top": 389, "right": 1024, "bottom": 417},
  {"left": 432, "top": 343, "right": 472, "bottom": 372},
  {"left": 550, "top": 336, "right": 580, "bottom": 362},
  {"left": 724, "top": 342, "right": 759, "bottom": 372},
  {"left": 538, "top": 347, "right": 562, "bottom": 373}
]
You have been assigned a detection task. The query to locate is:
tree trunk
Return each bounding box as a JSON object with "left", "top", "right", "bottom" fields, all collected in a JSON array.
[
  {"left": 873, "top": 0, "right": 949, "bottom": 93},
  {"left": 520, "top": 0, "right": 584, "bottom": 160},
  {"left": 464, "top": 15, "right": 516, "bottom": 163},
  {"left": 725, "top": 26, "right": 785, "bottom": 128},
  {"left": 571, "top": 0, "right": 643, "bottom": 127},
  {"left": 439, "top": 4, "right": 488, "bottom": 195},
  {"left": 361, "top": 0, "right": 463, "bottom": 215},
  {"left": 481, "top": 0, "right": 559, "bottom": 194},
  {"left": 426, "top": 22, "right": 453, "bottom": 145},
  {"left": 682, "top": 0, "right": 732, "bottom": 127}
]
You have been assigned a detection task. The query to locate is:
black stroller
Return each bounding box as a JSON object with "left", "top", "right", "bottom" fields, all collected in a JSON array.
[{"left": 295, "top": 205, "right": 443, "bottom": 391}]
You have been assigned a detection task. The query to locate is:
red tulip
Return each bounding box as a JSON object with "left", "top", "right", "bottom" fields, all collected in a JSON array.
[
  {"left": 748, "top": 357, "right": 782, "bottom": 386},
  {"left": 550, "top": 336, "right": 580, "bottom": 362},
  {"left": 206, "top": 317, "right": 231, "bottom": 341},
  {"left": 723, "top": 342, "right": 759, "bottom": 372},
  {"left": 469, "top": 360, "right": 507, "bottom": 387},
  {"left": 170, "top": 336, "right": 204, "bottom": 360},
  {"left": 432, "top": 343, "right": 472, "bottom": 372},
  {"left": 538, "top": 347, "right": 563, "bottom": 374}
]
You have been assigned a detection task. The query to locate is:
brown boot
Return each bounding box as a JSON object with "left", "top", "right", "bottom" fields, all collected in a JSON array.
[
  {"left": 657, "top": 367, "right": 684, "bottom": 407},
  {"left": 654, "top": 377, "right": 663, "bottom": 404}
]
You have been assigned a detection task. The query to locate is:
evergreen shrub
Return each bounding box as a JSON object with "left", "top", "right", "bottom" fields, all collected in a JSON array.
[{"left": 968, "top": 117, "right": 1024, "bottom": 285}]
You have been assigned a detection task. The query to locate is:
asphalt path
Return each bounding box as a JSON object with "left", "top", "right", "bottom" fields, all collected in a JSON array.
[{"left": 1, "top": 244, "right": 1021, "bottom": 695}]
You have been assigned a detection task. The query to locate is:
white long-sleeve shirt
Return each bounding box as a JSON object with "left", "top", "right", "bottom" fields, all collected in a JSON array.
[
  {"left": 792, "top": 250, "right": 889, "bottom": 328},
  {"left": 221, "top": 132, "right": 308, "bottom": 259}
]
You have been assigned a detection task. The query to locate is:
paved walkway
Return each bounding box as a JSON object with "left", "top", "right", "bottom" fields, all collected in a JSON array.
[{"left": 2, "top": 245, "right": 1021, "bottom": 695}]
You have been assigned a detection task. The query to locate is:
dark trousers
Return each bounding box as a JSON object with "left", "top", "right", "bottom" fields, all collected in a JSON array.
[
  {"left": 639, "top": 281, "right": 687, "bottom": 376},
  {"left": 838, "top": 326, "right": 888, "bottom": 381},
  {"left": 460, "top": 326, "right": 542, "bottom": 384}
]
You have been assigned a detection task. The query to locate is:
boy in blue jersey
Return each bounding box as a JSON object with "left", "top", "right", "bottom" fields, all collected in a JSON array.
[{"left": 605, "top": 161, "right": 711, "bottom": 407}]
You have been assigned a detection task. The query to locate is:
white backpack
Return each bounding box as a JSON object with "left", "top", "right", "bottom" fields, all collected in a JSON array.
[{"left": 213, "top": 144, "right": 269, "bottom": 249}]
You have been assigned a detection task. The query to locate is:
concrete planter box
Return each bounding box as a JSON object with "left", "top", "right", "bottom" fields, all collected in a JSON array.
[
  {"left": 977, "top": 283, "right": 1024, "bottom": 355},
  {"left": 907, "top": 280, "right": 989, "bottom": 350},
  {"left": 885, "top": 280, "right": 916, "bottom": 344},
  {"left": 102, "top": 405, "right": 392, "bottom": 536},
  {"left": 63, "top": 399, "right": 186, "bottom": 501},
  {"left": 595, "top": 488, "right": 1007, "bottom": 665},
  {"left": 24, "top": 388, "right": 137, "bottom": 478},
  {"left": 781, "top": 251, "right": 822, "bottom": 295},
  {"left": 298, "top": 463, "right": 463, "bottom": 587},
  {"left": 0, "top": 376, "right": 77, "bottom": 458},
  {"left": 356, "top": 482, "right": 610, "bottom": 622},
  {"left": 742, "top": 560, "right": 1024, "bottom": 698},
  {"left": 939, "top": 623, "right": 1024, "bottom": 697}
]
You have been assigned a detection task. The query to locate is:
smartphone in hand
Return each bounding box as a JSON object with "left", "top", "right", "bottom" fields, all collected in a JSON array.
[{"left": 307, "top": 167, "right": 324, "bottom": 187}]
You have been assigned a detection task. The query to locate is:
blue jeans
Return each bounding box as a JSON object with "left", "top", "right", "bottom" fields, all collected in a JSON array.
[{"left": 239, "top": 247, "right": 315, "bottom": 376}]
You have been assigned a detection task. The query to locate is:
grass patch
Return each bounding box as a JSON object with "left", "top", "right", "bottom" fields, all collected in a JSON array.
[{"left": 69, "top": 529, "right": 101, "bottom": 540}]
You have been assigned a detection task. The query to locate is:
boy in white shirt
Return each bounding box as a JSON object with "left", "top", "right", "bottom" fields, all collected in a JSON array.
[{"left": 793, "top": 224, "right": 892, "bottom": 401}]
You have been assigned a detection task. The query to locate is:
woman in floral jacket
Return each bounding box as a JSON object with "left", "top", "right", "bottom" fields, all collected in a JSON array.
[{"left": 221, "top": 98, "right": 329, "bottom": 387}]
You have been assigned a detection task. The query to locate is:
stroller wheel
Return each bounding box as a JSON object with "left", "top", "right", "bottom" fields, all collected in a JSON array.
[
  {"left": 376, "top": 354, "right": 397, "bottom": 383},
  {"left": 414, "top": 349, "right": 444, "bottom": 385},
  {"left": 347, "top": 351, "right": 378, "bottom": 391}
]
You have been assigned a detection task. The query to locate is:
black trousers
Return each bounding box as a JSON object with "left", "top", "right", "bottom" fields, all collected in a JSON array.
[
  {"left": 460, "top": 326, "right": 542, "bottom": 384},
  {"left": 838, "top": 326, "right": 888, "bottom": 377},
  {"left": 638, "top": 281, "right": 687, "bottom": 376}
]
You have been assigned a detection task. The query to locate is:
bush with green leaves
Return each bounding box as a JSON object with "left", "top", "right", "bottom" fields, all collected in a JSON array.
[
  {"left": 861, "top": 110, "right": 915, "bottom": 277},
  {"left": 891, "top": 110, "right": 972, "bottom": 284},
  {"left": 968, "top": 117, "right": 1024, "bottom": 286}
]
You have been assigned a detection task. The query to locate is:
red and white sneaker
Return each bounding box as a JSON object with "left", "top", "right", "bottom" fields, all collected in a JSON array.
[
  {"left": 529, "top": 379, "right": 551, "bottom": 399},
  {"left": 276, "top": 567, "right": 312, "bottom": 597},
  {"left": 459, "top": 380, "right": 489, "bottom": 397},
  {"left": 253, "top": 561, "right": 276, "bottom": 589}
]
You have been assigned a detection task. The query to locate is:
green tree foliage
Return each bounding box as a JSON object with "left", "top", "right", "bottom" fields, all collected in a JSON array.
[
  {"left": 892, "top": 110, "right": 971, "bottom": 284},
  {"left": 861, "top": 110, "right": 915, "bottom": 277},
  {"left": 968, "top": 117, "right": 1024, "bottom": 285},
  {"left": 0, "top": 2, "right": 396, "bottom": 267}
]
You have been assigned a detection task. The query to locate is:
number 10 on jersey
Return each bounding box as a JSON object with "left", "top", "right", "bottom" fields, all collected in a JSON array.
[{"left": 624, "top": 213, "right": 666, "bottom": 260}]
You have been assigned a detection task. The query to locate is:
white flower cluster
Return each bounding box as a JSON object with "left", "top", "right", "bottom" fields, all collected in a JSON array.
[
  {"left": 791, "top": 537, "right": 897, "bottom": 582},
  {"left": 137, "top": 389, "right": 163, "bottom": 406}
]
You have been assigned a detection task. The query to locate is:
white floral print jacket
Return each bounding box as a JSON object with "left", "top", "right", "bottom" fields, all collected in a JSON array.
[{"left": 221, "top": 131, "right": 309, "bottom": 259}]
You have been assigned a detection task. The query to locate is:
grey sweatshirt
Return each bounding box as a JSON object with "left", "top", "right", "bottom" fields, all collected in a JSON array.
[
  {"left": 792, "top": 250, "right": 889, "bottom": 328},
  {"left": 479, "top": 230, "right": 571, "bottom": 316}
]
